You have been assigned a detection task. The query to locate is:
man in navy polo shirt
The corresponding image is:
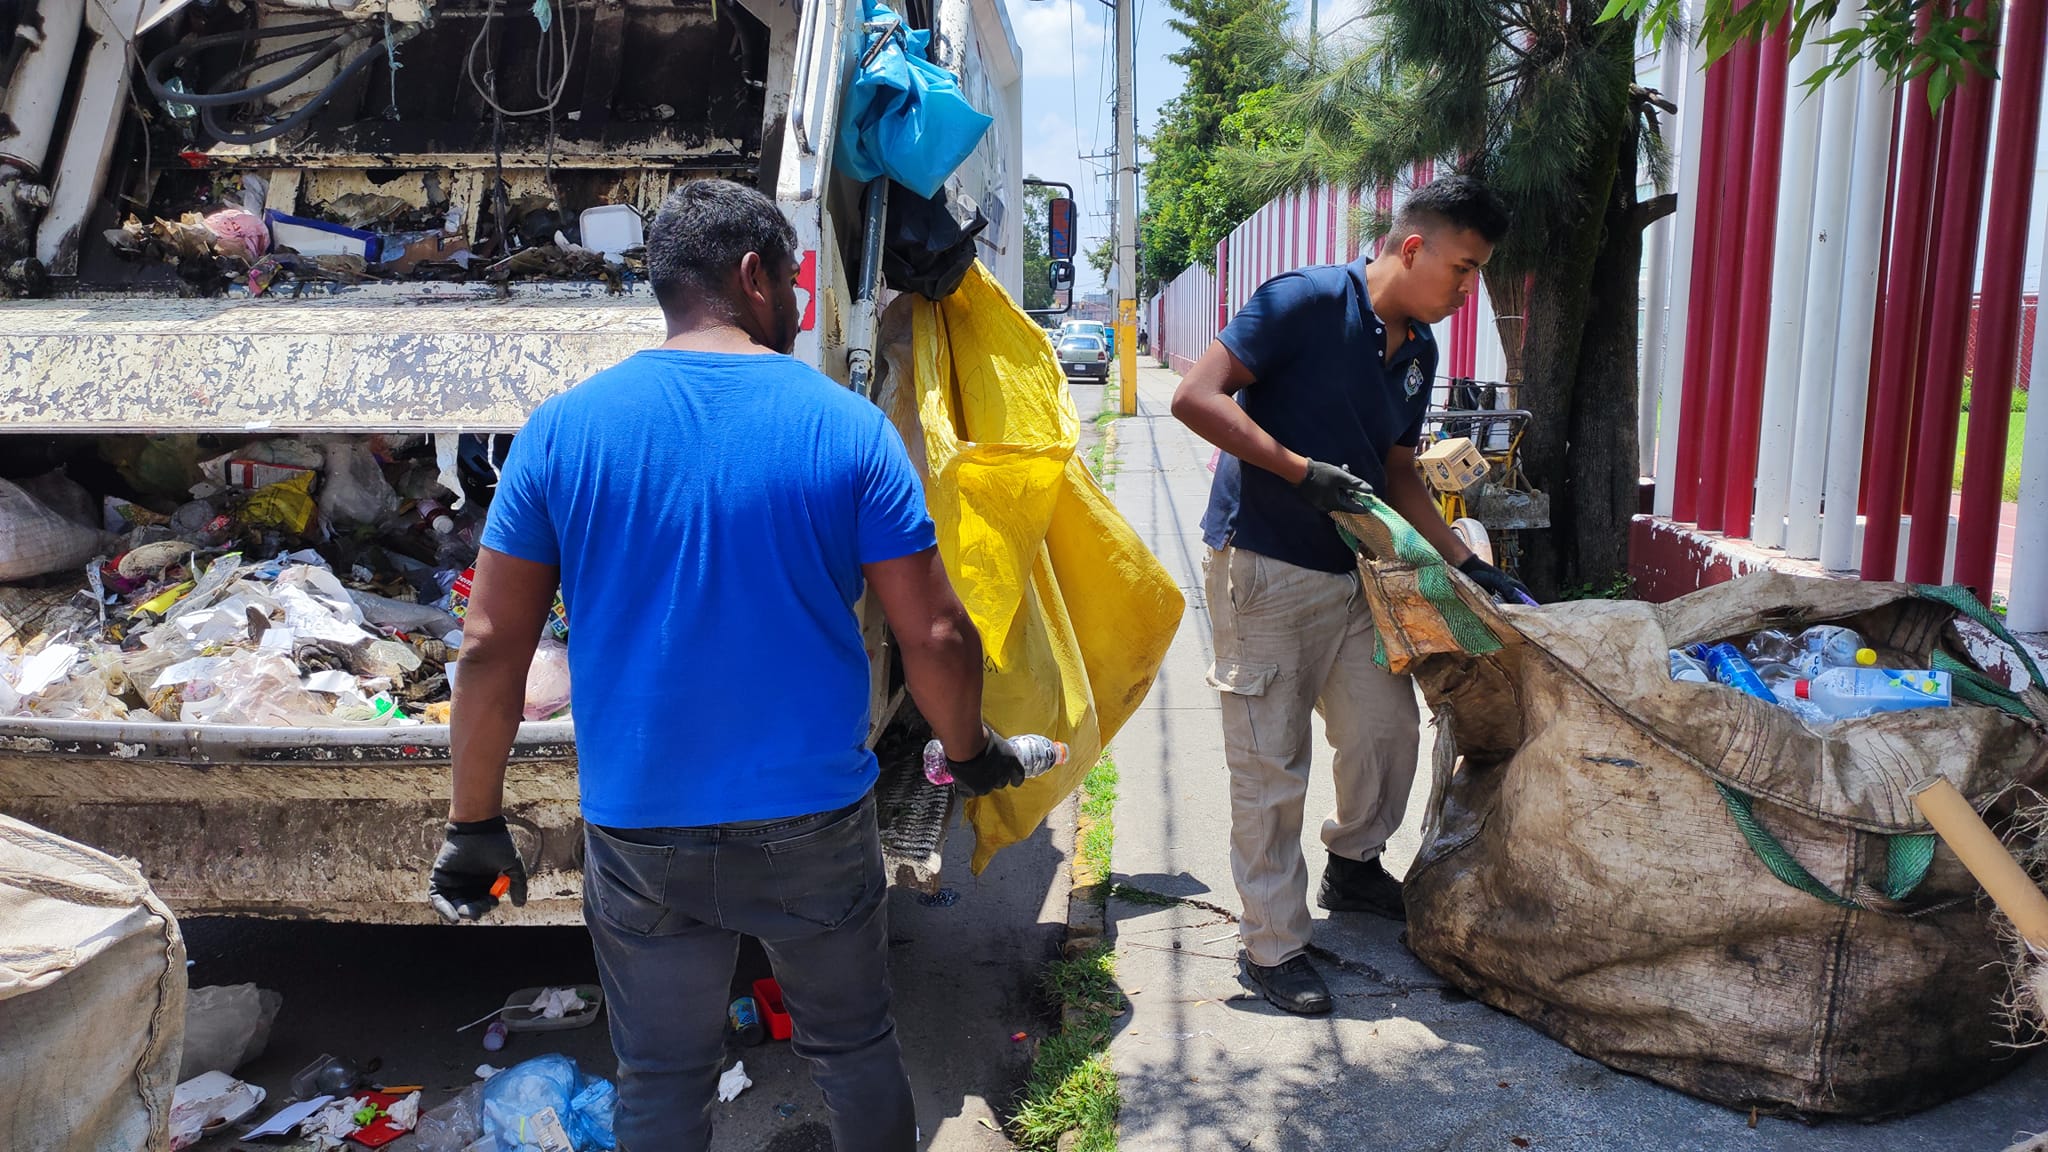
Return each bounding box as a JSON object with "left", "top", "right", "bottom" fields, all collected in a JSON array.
[
  {"left": 1171, "top": 176, "right": 1524, "bottom": 1015},
  {"left": 424, "top": 179, "right": 1034, "bottom": 1150}
]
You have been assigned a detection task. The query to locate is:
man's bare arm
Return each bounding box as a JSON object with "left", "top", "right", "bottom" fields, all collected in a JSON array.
[
  {"left": 448, "top": 547, "right": 559, "bottom": 822},
  {"left": 1378, "top": 444, "right": 1474, "bottom": 567},
  {"left": 1169, "top": 341, "right": 1309, "bottom": 484},
  {"left": 863, "top": 546, "right": 986, "bottom": 760}
]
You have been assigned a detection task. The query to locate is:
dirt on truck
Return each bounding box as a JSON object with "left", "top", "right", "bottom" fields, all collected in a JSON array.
[{"left": 0, "top": 0, "right": 1026, "bottom": 922}]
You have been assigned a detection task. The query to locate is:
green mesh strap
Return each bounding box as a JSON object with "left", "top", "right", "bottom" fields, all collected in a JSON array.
[
  {"left": 1913, "top": 584, "right": 2048, "bottom": 720},
  {"left": 1884, "top": 833, "right": 1937, "bottom": 901},
  {"left": 1338, "top": 499, "right": 1504, "bottom": 668},
  {"left": 1715, "top": 784, "right": 1936, "bottom": 908},
  {"left": 1716, "top": 783, "right": 1862, "bottom": 909}
]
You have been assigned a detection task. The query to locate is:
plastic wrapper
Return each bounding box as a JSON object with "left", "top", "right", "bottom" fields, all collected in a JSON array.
[
  {"left": 480, "top": 1055, "right": 615, "bottom": 1151},
  {"left": 173, "top": 651, "right": 331, "bottom": 726},
  {"left": 315, "top": 436, "right": 401, "bottom": 526},
  {"left": 411, "top": 1082, "right": 484, "bottom": 1152},
  {"left": 178, "top": 984, "right": 282, "bottom": 1081},
  {"left": 523, "top": 639, "right": 572, "bottom": 721},
  {"left": 0, "top": 477, "right": 106, "bottom": 581}
]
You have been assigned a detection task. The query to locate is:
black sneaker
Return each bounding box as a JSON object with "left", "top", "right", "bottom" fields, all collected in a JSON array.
[
  {"left": 1317, "top": 852, "right": 1405, "bottom": 920},
  {"left": 1237, "top": 951, "right": 1333, "bottom": 1015}
]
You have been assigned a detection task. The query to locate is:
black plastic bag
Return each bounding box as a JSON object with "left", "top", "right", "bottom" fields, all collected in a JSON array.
[{"left": 882, "top": 181, "right": 988, "bottom": 301}]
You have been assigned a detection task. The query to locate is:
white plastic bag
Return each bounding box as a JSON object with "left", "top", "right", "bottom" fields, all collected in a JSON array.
[
  {"left": 178, "top": 984, "right": 283, "bottom": 1081},
  {"left": 523, "top": 639, "right": 572, "bottom": 720},
  {"left": 0, "top": 477, "right": 105, "bottom": 581}
]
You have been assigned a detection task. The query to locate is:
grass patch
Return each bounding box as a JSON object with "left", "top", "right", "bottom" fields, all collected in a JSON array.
[
  {"left": 1075, "top": 750, "right": 1118, "bottom": 896},
  {"left": 1008, "top": 749, "right": 1124, "bottom": 1151},
  {"left": 1950, "top": 407, "right": 2026, "bottom": 502},
  {"left": 1086, "top": 397, "right": 1123, "bottom": 490},
  {"left": 1010, "top": 943, "right": 1124, "bottom": 1152}
]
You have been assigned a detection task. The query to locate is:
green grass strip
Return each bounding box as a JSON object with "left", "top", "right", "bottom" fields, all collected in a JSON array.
[{"left": 1011, "top": 749, "right": 1123, "bottom": 1150}]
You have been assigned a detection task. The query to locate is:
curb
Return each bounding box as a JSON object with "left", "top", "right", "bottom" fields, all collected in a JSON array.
[{"left": 1063, "top": 795, "right": 1109, "bottom": 959}]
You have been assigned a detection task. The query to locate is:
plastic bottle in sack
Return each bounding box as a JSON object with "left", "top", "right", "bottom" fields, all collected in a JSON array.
[
  {"left": 1791, "top": 625, "right": 1877, "bottom": 676},
  {"left": 922, "top": 733, "right": 1069, "bottom": 786},
  {"left": 1754, "top": 662, "right": 1833, "bottom": 725},
  {"left": 1688, "top": 643, "right": 1775, "bottom": 702},
  {"left": 1791, "top": 667, "right": 1952, "bottom": 720},
  {"left": 1742, "top": 629, "right": 1801, "bottom": 666},
  {"left": 1668, "top": 649, "right": 1711, "bottom": 683}
]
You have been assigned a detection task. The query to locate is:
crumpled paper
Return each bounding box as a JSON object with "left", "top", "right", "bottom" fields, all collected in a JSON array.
[
  {"left": 529, "top": 986, "right": 587, "bottom": 1019},
  {"left": 716, "top": 1061, "right": 751, "bottom": 1103}
]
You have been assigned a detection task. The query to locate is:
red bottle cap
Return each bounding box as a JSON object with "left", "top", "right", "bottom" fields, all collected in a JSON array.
[{"left": 1794, "top": 680, "right": 1811, "bottom": 699}]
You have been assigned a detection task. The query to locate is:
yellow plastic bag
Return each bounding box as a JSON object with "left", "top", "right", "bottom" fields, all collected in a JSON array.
[{"left": 895, "top": 264, "right": 1183, "bottom": 870}]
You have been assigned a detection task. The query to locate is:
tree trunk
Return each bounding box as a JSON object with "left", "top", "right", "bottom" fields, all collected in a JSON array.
[
  {"left": 1566, "top": 163, "right": 1646, "bottom": 590},
  {"left": 1513, "top": 19, "right": 1637, "bottom": 599}
]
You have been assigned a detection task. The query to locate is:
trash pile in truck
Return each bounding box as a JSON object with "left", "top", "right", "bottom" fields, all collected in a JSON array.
[
  {"left": 0, "top": 433, "right": 571, "bottom": 727},
  {"left": 102, "top": 174, "right": 647, "bottom": 297}
]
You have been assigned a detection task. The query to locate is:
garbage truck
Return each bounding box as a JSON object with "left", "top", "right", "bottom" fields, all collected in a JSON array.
[{"left": 0, "top": 0, "right": 1027, "bottom": 922}]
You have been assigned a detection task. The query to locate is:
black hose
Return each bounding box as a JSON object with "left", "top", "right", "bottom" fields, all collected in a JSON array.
[
  {"left": 143, "top": 18, "right": 357, "bottom": 107},
  {"left": 198, "top": 32, "right": 390, "bottom": 145}
]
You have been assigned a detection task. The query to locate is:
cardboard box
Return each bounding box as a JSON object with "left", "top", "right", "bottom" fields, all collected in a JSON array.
[{"left": 1418, "top": 437, "right": 1489, "bottom": 492}]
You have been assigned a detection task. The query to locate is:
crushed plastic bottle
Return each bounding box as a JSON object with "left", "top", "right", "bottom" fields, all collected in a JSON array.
[
  {"left": 1668, "top": 649, "right": 1711, "bottom": 683},
  {"left": 1791, "top": 667, "right": 1952, "bottom": 721},
  {"left": 1688, "top": 643, "right": 1774, "bottom": 702},
  {"left": 1742, "top": 629, "right": 1801, "bottom": 667},
  {"left": 922, "top": 732, "right": 1069, "bottom": 787},
  {"left": 1790, "top": 625, "right": 1877, "bottom": 677}
]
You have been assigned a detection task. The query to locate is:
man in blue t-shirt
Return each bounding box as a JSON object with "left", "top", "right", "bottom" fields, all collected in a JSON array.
[
  {"left": 425, "top": 180, "right": 1034, "bottom": 1151},
  {"left": 1171, "top": 176, "right": 1525, "bottom": 1016}
]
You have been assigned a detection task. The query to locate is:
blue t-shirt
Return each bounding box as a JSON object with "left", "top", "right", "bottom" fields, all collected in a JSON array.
[
  {"left": 1200, "top": 260, "right": 1436, "bottom": 574},
  {"left": 481, "top": 349, "right": 937, "bottom": 828}
]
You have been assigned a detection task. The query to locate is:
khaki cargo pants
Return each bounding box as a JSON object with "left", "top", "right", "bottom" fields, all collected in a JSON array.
[{"left": 1203, "top": 544, "right": 1420, "bottom": 967}]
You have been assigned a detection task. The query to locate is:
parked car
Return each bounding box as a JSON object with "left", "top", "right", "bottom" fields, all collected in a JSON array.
[
  {"left": 1060, "top": 320, "right": 1114, "bottom": 358},
  {"left": 1059, "top": 334, "right": 1110, "bottom": 380}
]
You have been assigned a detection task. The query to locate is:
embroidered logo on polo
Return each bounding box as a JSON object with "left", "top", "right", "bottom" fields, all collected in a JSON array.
[{"left": 1403, "top": 361, "right": 1425, "bottom": 399}]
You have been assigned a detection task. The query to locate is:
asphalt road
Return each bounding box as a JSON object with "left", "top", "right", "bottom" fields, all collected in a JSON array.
[{"left": 183, "top": 797, "right": 1074, "bottom": 1151}]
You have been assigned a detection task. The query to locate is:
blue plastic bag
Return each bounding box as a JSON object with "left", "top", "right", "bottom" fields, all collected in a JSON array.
[
  {"left": 835, "top": 0, "right": 994, "bottom": 199},
  {"left": 480, "top": 1055, "right": 618, "bottom": 1151}
]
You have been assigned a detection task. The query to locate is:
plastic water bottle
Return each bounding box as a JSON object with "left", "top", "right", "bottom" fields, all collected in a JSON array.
[
  {"left": 1743, "top": 629, "right": 1801, "bottom": 667},
  {"left": 1688, "top": 643, "right": 1774, "bottom": 702},
  {"left": 923, "top": 733, "right": 1070, "bottom": 786},
  {"left": 1791, "top": 625, "right": 1877, "bottom": 677},
  {"left": 1668, "top": 649, "right": 1711, "bottom": 683},
  {"left": 1791, "top": 667, "right": 1952, "bottom": 720},
  {"left": 1755, "top": 662, "right": 1832, "bottom": 726}
]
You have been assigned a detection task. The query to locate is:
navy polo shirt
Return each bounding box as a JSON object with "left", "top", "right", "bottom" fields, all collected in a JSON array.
[{"left": 1199, "top": 259, "right": 1436, "bottom": 574}]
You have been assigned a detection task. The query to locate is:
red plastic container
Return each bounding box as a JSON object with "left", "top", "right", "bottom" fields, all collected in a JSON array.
[{"left": 751, "top": 978, "right": 793, "bottom": 1041}]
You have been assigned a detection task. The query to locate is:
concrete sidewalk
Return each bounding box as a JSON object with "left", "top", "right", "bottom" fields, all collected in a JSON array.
[{"left": 1099, "top": 364, "right": 2046, "bottom": 1151}]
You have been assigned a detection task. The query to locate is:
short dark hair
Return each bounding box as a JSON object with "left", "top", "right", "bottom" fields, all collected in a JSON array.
[
  {"left": 646, "top": 179, "right": 798, "bottom": 310},
  {"left": 1392, "top": 175, "right": 1509, "bottom": 245}
]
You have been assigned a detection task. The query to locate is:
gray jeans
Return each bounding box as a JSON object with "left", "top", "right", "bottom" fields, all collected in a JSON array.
[{"left": 583, "top": 795, "right": 916, "bottom": 1152}]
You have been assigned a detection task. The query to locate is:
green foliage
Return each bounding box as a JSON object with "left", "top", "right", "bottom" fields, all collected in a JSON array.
[
  {"left": 1606, "top": 0, "right": 1995, "bottom": 113},
  {"left": 1023, "top": 179, "right": 1059, "bottom": 311},
  {"left": 1212, "top": 0, "right": 1647, "bottom": 292},
  {"left": 1078, "top": 749, "right": 1118, "bottom": 896},
  {"left": 1556, "top": 572, "right": 1638, "bottom": 602},
  {"left": 1137, "top": 0, "right": 1292, "bottom": 295},
  {"left": 1010, "top": 943, "right": 1123, "bottom": 1151}
]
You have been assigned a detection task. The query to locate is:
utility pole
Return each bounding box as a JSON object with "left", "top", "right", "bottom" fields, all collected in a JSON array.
[{"left": 1114, "top": 0, "right": 1137, "bottom": 415}]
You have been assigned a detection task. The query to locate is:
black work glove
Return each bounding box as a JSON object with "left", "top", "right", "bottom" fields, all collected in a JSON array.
[
  {"left": 1458, "top": 555, "right": 1535, "bottom": 605},
  {"left": 1295, "top": 459, "right": 1375, "bottom": 515},
  {"left": 945, "top": 728, "right": 1029, "bottom": 797},
  {"left": 428, "top": 815, "right": 527, "bottom": 923}
]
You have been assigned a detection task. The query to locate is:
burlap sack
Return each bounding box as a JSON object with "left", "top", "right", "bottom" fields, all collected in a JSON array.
[{"left": 1384, "top": 569, "right": 2048, "bottom": 1118}]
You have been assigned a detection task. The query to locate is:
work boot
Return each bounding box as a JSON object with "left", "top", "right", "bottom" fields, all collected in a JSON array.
[
  {"left": 1317, "top": 852, "right": 1405, "bottom": 921},
  {"left": 1238, "top": 951, "right": 1333, "bottom": 1015}
]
